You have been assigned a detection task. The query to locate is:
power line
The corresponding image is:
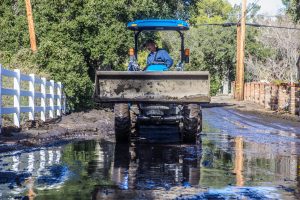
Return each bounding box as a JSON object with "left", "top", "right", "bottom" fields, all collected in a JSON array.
[
  {"left": 246, "top": 23, "right": 300, "bottom": 30},
  {"left": 194, "top": 23, "right": 300, "bottom": 30}
]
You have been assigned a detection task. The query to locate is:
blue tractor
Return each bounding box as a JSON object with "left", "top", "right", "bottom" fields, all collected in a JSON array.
[{"left": 94, "top": 19, "right": 210, "bottom": 143}]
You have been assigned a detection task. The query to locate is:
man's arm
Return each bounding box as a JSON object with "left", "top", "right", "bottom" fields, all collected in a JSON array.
[
  {"left": 147, "top": 52, "right": 154, "bottom": 66},
  {"left": 156, "top": 49, "right": 173, "bottom": 68},
  {"left": 160, "top": 50, "right": 173, "bottom": 68}
]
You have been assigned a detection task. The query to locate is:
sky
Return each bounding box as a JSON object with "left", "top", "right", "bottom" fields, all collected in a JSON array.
[{"left": 228, "top": 0, "right": 285, "bottom": 15}]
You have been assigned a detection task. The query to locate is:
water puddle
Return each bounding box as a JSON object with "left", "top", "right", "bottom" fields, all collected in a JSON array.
[
  {"left": 1, "top": 108, "right": 300, "bottom": 199},
  {"left": 176, "top": 187, "right": 282, "bottom": 199},
  {"left": 0, "top": 133, "right": 298, "bottom": 199}
]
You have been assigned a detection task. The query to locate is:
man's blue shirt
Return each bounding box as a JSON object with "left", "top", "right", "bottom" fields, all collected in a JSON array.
[{"left": 146, "top": 49, "right": 173, "bottom": 68}]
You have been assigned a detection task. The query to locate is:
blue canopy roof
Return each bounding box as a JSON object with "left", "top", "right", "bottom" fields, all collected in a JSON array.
[{"left": 127, "top": 19, "right": 189, "bottom": 31}]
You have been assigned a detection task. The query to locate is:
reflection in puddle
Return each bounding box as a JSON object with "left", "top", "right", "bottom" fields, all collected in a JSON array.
[
  {"left": 234, "top": 137, "right": 244, "bottom": 187},
  {"left": 0, "top": 132, "right": 299, "bottom": 199},
  {"left": 177, "top": 187, "right": 281, "bottom": 200},
  {"left": 111, "top": 143, "right": 201, "bottom": 190}
]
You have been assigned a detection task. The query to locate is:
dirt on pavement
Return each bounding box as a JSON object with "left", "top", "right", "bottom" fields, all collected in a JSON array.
[
  {"left": 0, "top": 109, "right": 114, "bottom": 152},
  {"left": 1, "top": 95, "right": 299, "bottom": 152},
  {"left": 209, "top": 95, "right": 300, "bottom": 122}
]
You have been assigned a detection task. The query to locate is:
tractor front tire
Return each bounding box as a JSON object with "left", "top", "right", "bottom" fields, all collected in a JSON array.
[
  {"left": 182, "top": 104, "right": 202, "bottom": 143},
  {"left": 114, "top": 103, "right": 131, "bottom": 142}
]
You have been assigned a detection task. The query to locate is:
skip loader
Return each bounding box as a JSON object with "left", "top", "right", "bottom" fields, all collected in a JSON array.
[{"left": 94, "top": 19, "right": 210, "bottom": 143}]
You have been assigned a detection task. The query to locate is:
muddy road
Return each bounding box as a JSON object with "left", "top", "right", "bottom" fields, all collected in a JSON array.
[{"left": 1, "top": 104, "right": 300, "bottom": 199}]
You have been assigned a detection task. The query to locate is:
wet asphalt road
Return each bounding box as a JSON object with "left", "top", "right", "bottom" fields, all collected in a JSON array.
[{"left": 0, "top": 107, "right": 300, "bottom": 199}]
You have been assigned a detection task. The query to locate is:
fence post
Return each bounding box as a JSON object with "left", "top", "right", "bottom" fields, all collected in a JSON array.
[
  {"left": 264, "top": 84, "right": 271, "bottom": 109},
  {"left": 29, "top": 74, "right": 35, "bottom": 120},
  {"left": 247, "top": 83, "right": 250, "bottom": 100},
  {"left": 57, "top": 82, "right": 62, "bottom": 116},
  {"left": 255, "top": 83, "right": 260, "bottom": 104},
  {"left": 63, "top": 87, "right": 66, "bottom": 114},
  {"left": 14, "top": 69, "right": 20, "bottom": 127},
  {"left": 41, "top": 77, "right": 46, "bottom": 121},
  {"left": 244, "top": 83, "right": 247, "bottom": 100},
  {"left": 296, "top": 85, "right": 300, "bottom": 116},
  {"left": 271, "top": 85, "right": 278, "bottom": 110},
  {"left": 0, "top": 65, "right": 2, "bottom": 133},
  {"left": 245, "top": 83, "right": 248, "bottom": 100},
  {"left": 278, "top": 85, "right": 285, "bottom": 110},
  {"left": 251, "top": 82, "right": 255, "bottom": 102},
  {"left": 253, "top": 83, "right": 256, "bottom": 102},
  {"left": 259, "top": 83, "right": 265, "bottom": 106},
  {"left": 290, "top": 84, "right": 296, "bottom": 115},
  {"left": 297, "top": 86, "right": 300, "bottom": 116},
  {"left": 49, "top": 80, "right": 54, "bottom": 118}
]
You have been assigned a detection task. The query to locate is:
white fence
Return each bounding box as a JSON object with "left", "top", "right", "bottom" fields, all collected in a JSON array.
[{"left": 0, "top": 64, "right": 66, "bottom": 128}]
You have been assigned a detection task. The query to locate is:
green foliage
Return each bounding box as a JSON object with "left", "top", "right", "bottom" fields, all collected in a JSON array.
[
  {"left": 160, "top": 0, "right": 271, "bottom": 94},
  {"left": 0, "top": 0, "right": 272, "bottom": 105},
  {"left": 282, "top": 0, "right": 300, "bottom": 22},
  {"left": 0, "top": 0, "right": 199, "bottom": 110},
  {"left": 190, "top": 0, "right": 233, "bottom": 24},
  {"left": 187, "top": 0, "right": 238, "bottom": 95},
  {"left": 210, "top": 75, "right": 222, "bottom": 95},
  {"left": 0, "top": 1, "right": 29, "bottom": 52},
  {"left": 162, "top": 0, "right": 237, "bottom": 95}
]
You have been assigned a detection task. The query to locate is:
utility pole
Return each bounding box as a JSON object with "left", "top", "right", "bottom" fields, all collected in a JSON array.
[
  {"left": 25, "top": 0, "right": 37, "bottom": 52},
  {"left": 235, "top": 0, "right": 247, "bottom": 101},
  {"left": 235, "top": 25, "right": 241, "bottom": 99}
]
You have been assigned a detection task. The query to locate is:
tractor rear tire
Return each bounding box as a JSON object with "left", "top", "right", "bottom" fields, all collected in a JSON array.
[
  {"left": 182, "top": 104, "right": 202, "bottom": 143},
  {"left": 114, "top": 103, "right": 131, "bottom": 142}
]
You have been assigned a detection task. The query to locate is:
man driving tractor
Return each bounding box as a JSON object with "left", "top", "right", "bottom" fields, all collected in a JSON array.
[
  {"left": 94, "top": 19, "right": 211, "bottom": 143},
  {"left": 145, "top": 39, "right": 173, "bottom": 69},
  {"left": 128, "top": 39, "right": 173, "bottom": 71}
]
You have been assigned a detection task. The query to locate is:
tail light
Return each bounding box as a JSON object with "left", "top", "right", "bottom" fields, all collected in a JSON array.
[
  {"left": 129, "top": 48, "right": 134, "bottom": 56},
  {"left": 184, "top": 48, "right": 190, "bottom": 63}
]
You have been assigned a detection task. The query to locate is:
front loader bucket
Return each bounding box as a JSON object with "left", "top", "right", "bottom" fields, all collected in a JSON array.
[{"left": 94, "top": 71, "right": 210, "bottom": 103}]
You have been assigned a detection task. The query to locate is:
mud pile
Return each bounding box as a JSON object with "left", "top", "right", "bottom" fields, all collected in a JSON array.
[{"left": 0, "top": 109, "right": 114, "bottom": 151}]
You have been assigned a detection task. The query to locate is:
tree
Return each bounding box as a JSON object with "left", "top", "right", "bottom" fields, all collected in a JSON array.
[
  {"left": 161, "top": 0, "right": 268, "bottom": 95},
  {"left": 184, "top": 0, "right": 235, "bottom": 94},
  {"left": 245, "top": 0, "right": 300, "bottom": 83},
  {"left": 282, "top": 0, "right": 300, "bottom": 22},
  {"left": 190, "top": 0, "right": 233, "bottom": 24},
  {"left": 245, "top": 16, "right": 300, "bottom": 82},
  {"left": 0, "top": 0, "right": 199, "bottom": 110}
]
